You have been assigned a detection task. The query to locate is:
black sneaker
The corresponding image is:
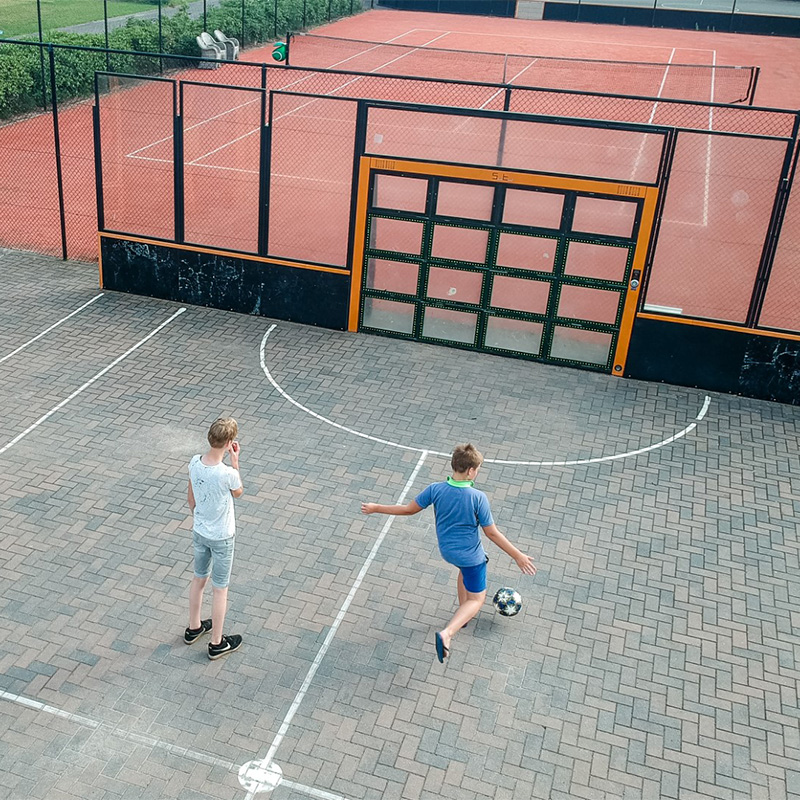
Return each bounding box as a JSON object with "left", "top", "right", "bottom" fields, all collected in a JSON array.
[
  {"left": 184, "top": 619, "right": 212, "bottom": 644},
  {"left": 208, "top": 634, "right": 243, "bottom": 660}
]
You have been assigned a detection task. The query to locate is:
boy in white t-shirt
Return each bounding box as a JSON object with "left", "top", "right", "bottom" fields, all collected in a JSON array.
[{"left": 185, "top": 417, "right": 244, "bottom": 660}]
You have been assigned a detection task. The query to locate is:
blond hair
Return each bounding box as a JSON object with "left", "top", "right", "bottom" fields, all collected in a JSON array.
[
  {"left": 208, "top": 417, "right": 238, "bottom": 448},
  {"left": 451, "top": 443, "right": 483, "bottom": 473}
]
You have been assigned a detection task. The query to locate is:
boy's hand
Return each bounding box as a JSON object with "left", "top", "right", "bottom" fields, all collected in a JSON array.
[
  {"left": 228, "top": 440, "right": 240, "bottom": 468},
  {"left": 515, "top": 553, "right": 537, "bottom": 576},
  {"left": 361, "top": 502, "right": 377, "bottom": 514}
]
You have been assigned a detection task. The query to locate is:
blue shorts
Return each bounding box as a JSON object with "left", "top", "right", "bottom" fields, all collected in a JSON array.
[
  {"left": 459, "top": 557, "right": 488, "bottom": 593},
  {"left": 193, "top": 532, "right": 235, "bottom": 589}
]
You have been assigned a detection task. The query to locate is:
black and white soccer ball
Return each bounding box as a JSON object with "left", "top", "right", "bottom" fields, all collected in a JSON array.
[{"left": 492, "top": 587, "right": 522, "bottom": 617}]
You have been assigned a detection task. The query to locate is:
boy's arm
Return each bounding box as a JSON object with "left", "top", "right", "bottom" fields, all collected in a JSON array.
[
  {"left": 361, "top": 500, "right": 423, "bottom": 516},
  {"left": 483, "top": 524, "right": 537, "bottom": 575},
  {"left": 188, "top": 480, "right": 196, "bottom": 512},
  {"left": 229, "top": 441, "right": 244, "bottom": 498}
]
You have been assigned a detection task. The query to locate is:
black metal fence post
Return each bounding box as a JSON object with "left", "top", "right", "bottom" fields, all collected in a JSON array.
[
  {"left": 103, "top": 0, "right": 110, "bottom": 70},
  {"left": 303, "top": 0, "right": 307, "bottom": 29},
  {"left": 273, "top": 0, "right": 279, "bottom": 38},
  {"left": 242, "top": 0, "right": 246, "bottom": 45},
  {"left": 47, "top": 44, "right": 68, "bottom": 260},
  {"left": 258, "top": 89, "right": 271, "bottom": 255},
  {"left": 158, "top": 0, "right": 163, "bottom": 72},
  {"left": 36, "top": 1, "right": 47, "bottom": 110},
  {"left": 174, "top": 83, "right": 185, "bottom": 243},
  {"left": 93, "top": 76, "right": 106, "bottom": 234},
  {"left": 204, "top": 0, "right": 208, "bottom": 32}
]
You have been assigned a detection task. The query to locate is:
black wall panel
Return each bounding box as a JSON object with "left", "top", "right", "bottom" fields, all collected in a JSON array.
[
  {"left": 626, "top": 317, "right": 800, "bottom": 405},
  {"left": 542, "top": 2, "right": 800, "bottom": 36},
  {"left": 376, "top": 0, "right": 516, "bottom": 17},
  {"left": 101, "top": 237, "right": 350, "bottom": 330}
]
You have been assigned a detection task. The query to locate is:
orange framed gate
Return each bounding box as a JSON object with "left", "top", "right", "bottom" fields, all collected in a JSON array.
[{"left": 349, "top": 157, "right": 659, "bottom": 375}]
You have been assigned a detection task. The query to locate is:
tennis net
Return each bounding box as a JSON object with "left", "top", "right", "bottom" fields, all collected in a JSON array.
[{"left": 287, "top": 33, "right": 759, "bottom": 105}]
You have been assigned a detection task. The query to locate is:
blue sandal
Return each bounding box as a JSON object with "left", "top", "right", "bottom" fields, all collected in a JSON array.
[{"left": 435, "top": 632, "right": 449, "bottom": 663}]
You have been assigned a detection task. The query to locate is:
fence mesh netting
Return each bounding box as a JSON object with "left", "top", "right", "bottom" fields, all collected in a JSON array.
[
  {"left": 645, "top": 131, "right": 791, "bottom": 324},
  {"left": 268, "top": 94, "right": 358, "bottom": 265},
  {"left": 288, "top": 32, "right": 758, "bottom": 104},
  {"left": 97, "top": 74, "right": 176, "bottom": 241}
]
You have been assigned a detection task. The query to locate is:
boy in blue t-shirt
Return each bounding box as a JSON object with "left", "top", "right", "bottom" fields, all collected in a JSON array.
[{"left": 361, "top": 443, "right": 536, "bottom": 663}]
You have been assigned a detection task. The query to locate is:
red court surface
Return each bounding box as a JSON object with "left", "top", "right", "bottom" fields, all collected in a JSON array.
[{"left": 1, "top": 9, "right": 799, "bottom": 272}]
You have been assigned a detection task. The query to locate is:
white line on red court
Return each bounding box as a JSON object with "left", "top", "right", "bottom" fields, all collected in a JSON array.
[
  {"left": 0, "top": 293, "right": 104, "bottom": 365},
  {"left": 0, "top": 307, "right": 186, "bottom": 457},
  {"left": 398, "top": 27, "right": 716, "bottom": 55}
]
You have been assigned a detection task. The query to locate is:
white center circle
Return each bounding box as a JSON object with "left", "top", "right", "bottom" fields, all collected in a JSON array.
[{"left": 238, "top": 760, "right": 283, "bottom": 793}]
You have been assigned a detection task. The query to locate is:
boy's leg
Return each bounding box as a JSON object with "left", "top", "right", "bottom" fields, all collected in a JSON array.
[
  {"left": 189, "top": 576, "right": 209, "bottom": 629},
  {"left": 210, "top": 587, "right": 228, "bottom": 646},
  {"left": 439, "top": 589, "right": 486, "bottom": 651},
  {"left": 437, "top": 562, "right": 488, "bottom": 657},
  {"left": 457, "top": 571, "right": 467, "bottom": 607}
]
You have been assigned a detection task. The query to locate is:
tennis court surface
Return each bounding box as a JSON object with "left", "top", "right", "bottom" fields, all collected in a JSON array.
[{"left": 2, "top": 248, "right": 800, "bottom": 800}]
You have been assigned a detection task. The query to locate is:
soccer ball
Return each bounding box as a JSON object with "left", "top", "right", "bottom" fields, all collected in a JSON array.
[{"left": 493, "top": 587, "right": 522, "bottom": 617}]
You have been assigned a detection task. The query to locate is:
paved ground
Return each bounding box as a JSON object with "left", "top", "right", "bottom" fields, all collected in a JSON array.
[{"left": 1, "top": 246, "right": 799, "bottom": 800}]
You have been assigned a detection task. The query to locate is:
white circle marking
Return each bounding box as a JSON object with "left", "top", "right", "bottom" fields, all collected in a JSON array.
[{"left": 260, "top": 325, "right": 710, "bottom": 466}]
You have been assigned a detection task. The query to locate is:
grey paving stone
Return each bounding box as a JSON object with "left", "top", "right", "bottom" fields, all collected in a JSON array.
[{"left": 1, "top": 249, "right": 799, "bottom": 800}]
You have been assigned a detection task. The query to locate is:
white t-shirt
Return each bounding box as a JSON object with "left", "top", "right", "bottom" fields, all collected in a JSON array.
[{"left": 189, "top": 455, "right": 242, "bottom": 540}]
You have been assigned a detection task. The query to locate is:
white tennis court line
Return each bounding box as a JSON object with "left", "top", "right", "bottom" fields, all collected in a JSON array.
[
  {"left": 240, "top": 450, "right": 429, "bottom": 799},
  {"left": 128, "top": 27, "right": 431, "bottom": 165},
  {"left": 0, "top": 293, "right": 104, "bottom": 365},
  {"left": 135, "top": 30, "right": 454, "bottom": 170},
  {"left": 0, "top": 307, "right": 185, "bottom": 457},
  {"left": 0, "top": 689, "right": 353, "bottom": 800},
  {"left": 398, "top": 27, "right": 716, "bottom": 55},
  {"left": 260, "top": 324, "right": 711, "bottom": 466}
]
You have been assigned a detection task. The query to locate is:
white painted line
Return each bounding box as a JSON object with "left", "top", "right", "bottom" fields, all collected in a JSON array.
[
  {"left": 260, "top": 325, "right": 711, "bottom": 466},
  {"left": 0, "top": 294, "right": 104, "bottom": 365},
  {"left": 0, "top": 307, "right": 186, "bottom": 456},
  {"left": 396, "top": 27, "right": 714, "bottom": 54},
  {"left": 647, "top": 47, "right": 676, "bottom": 124},
  {"left": 0, "top": 687, "right": 235, "bottom": 770},
  {"left": 241, "top": 451, "right": 429, "bottom": 799},
  {"left": 0, "top": 688, "right": 352, "bottom": 800},
  {"left": 281, "top": 780, "right": 352, "bottom": 800}
]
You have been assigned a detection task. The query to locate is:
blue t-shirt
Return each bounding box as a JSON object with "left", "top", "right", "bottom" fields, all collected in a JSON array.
[{"left": 415, "top": 479, "right": 494, "bottom": 568}]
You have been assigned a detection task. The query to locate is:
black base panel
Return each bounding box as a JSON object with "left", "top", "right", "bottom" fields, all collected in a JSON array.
[
  {"left": 376, "top": 0, "right": 515, "bottom": 17},
  {"left": 626, "top": 317, "right": 800, "bottom": 405},
  {"left": 542, "top": 2, "right": 800, "bottom": 36},
  {"left": 101, "top": 237, "right": 350, "bottom": 330}
]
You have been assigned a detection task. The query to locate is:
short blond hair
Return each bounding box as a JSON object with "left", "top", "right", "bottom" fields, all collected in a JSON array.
[
  {"left": 208, "top": 417, "right": 238, "bottom": 448},
  {"left": 451, "top": 443, "right": 483, "bottom": 473}
]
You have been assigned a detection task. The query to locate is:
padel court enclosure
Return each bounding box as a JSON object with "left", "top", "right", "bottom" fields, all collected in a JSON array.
[{"left": 93, "top": 66, "right": 800, "bottom": 405}]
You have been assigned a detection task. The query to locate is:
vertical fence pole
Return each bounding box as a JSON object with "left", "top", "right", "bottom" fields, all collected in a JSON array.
[
  {"left": 303, "top": 0, "right": 307, "bottom": 29},
  {"left": 36, "top": 1, "right": 47, "bottom": 110},
  {"left": 48, "top": 45, "right": 68, "bottom": 260},
  {"left": 273, "top": 0, "right": 279, "bottom": 38},
  {"left": 746, "top": 117, "right": 800, "bottom": 327},
  {"left": 93, "top": 75, "right": 106, "bottom": 235},
  {"left": 258, "top": 89, "right": 271, "bottom": 255},
  {"left": 242, "top": 0, "right": 246, "bottom": 46},
  {"left": 174, "top": 82, "right": 185, "bottom": 243},
  {"left": 328, "top": 0, "right": 332, "bottom": 21},
  {"left": 103, "top": 0, "right": 110, "bottom": 70},
  {"left": 204, "top": 0, "right": 208, "bottom": 32}
]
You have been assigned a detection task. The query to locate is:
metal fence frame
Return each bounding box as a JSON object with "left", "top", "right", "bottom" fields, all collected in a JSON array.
[{"left": 91, "top": 74, "right": 800, "bottom": 336}]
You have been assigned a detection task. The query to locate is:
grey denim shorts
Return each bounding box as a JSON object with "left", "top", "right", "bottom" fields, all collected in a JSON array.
[{"left": 193, "top": 531, "right": 235, "bottom": 588}]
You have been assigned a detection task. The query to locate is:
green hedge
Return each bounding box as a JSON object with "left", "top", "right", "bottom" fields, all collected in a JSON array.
[{"left": 0, "top": 0, "right": 364, "bottom": 117}]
